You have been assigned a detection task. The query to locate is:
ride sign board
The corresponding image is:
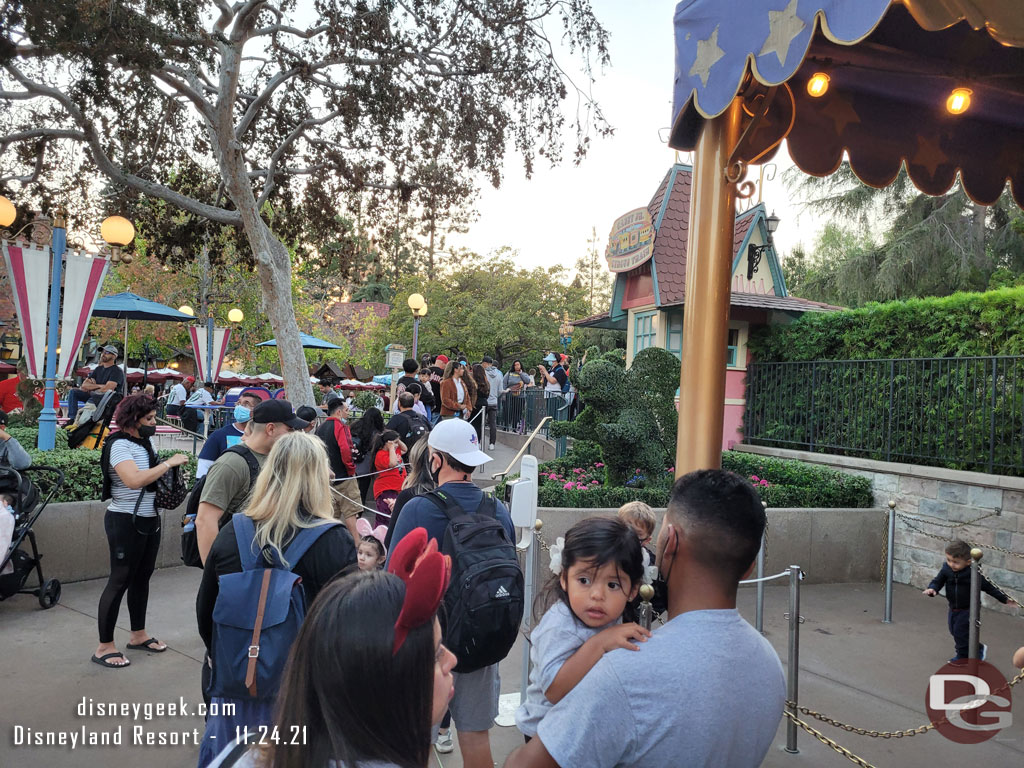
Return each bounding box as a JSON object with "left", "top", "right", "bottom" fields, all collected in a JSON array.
[
  {"left": 605, "top": 207, "right": 655, "bottom": 273},
  {"left": 384, "top": 344, "right": 406, "bottom": 370}
]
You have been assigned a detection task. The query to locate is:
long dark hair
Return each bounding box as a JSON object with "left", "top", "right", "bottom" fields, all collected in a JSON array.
[
  {"left": 472, "top": 363, "right": 489, "bottom": 398},
  {"left": 369, "top": 429, "right": 400, "bottom": 458},
  {"left": 351, "top": 407, "right": 384, "bottom": 452},
  {"left": 537, "top": 516, "right": 644, "bottom": 622},
  {"left": 268, "top": 571, "right": 435, "bottom": 768}
]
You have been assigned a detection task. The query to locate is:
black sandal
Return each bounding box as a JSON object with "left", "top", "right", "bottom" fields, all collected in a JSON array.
[
  {"left": 126, "top": 638, "right": 167, "bottom": 653},
  {"left": 91, "top": 652, "right": 130, "bottom": 668}
]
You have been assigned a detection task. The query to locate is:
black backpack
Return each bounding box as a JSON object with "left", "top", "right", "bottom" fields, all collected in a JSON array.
[
  {"left": 181, "top": 445, "right": 260, "bottom": 568},
  {"left": 423, "top": 489, "right": 524, "bottom": 673}
]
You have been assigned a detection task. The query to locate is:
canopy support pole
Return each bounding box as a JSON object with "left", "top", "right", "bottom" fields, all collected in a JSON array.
[
  {"left": 675, "top": 98, "right": 743, "bottom": 476},
  {"left": 123, "top": 319, "right": 129, "bottom": 395}
]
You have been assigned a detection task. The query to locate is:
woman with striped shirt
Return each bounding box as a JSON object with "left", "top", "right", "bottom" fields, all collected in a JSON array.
[{"left": 91, "top": 393, "right": 190, "bottom": 669}]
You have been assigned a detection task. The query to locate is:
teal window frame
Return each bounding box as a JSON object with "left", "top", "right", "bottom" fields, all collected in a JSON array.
[
  {"left": 727, "top": 328, "right": 739, "bottom": 367},
  {"left": 667, "top": 311, "right": 683, "bottom": 359},
  {"left": 634, "top": 311, "right": 657, "bottom": 353}
]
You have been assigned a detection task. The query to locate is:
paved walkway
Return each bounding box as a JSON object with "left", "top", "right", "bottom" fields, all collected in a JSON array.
[{"left": 3, "top": 570, "right": 1023, "bottom": 768}]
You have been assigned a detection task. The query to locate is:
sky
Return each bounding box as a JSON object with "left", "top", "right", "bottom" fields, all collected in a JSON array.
[{"left": 450, "top": 0, "right": 824, "bottom": 273}]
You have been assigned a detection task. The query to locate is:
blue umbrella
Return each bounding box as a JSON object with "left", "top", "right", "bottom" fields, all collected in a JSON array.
[
  {"left": 92, "top": 292, "right": 195, "bottom": 390},
  {"left": 257, "top": 332, "right": 343, "bottom": 350}
]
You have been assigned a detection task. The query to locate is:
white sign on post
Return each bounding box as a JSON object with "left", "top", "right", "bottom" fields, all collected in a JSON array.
[{"left": 385, "top": 345, "right": 406, "bottom": 369}]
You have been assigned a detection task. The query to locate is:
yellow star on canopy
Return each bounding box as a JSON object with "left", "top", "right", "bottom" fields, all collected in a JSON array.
[
  {"left": 689, "top": 25, "right": 724, "bottom": 88},
  {"left": 758, "top": 0, "right": 805, "bottom": 67}
]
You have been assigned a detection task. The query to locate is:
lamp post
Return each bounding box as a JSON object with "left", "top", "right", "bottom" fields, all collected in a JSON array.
[
  {"left": 746, "top": 210, "right": 781, "bottom": 281},
  {"left": 407, "top": 293, "right": 428, "bottom": 360},
  {"left": 0, "top": 196, "right": 133, "bottom": 450},
  {"left": 559, "top": 314, "right": 574, "bottom": 353}
]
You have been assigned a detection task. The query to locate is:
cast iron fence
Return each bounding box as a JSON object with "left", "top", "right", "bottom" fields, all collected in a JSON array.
[
  {"left": 498, "top": 390, "right": 573, "bottom": 457},
  {"left": 744, "top": 356, "right": 1024, "bottom": 476}
]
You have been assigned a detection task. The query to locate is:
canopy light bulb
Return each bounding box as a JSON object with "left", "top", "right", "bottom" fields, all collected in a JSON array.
[
  {"left": 807, "top": 72, "right": 830, "bottom": 98},
  {"left": 227, "top": 308, "right": 244, "bottom": 323},
  {"left": 946, "top": 88, "right": 971, "bottom": 115},
  {"left": 178, "top": 305, "right": 195, "bottom": 317}
]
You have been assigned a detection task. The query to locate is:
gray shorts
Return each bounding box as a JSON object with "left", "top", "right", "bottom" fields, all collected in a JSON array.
[{"left": 449, "top": 663, "right": 500, "bottom": 732}]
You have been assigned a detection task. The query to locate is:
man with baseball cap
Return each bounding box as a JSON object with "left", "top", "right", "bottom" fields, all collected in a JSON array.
[
  {"left": 387, "top": 418, "right": 515, "bottom": 767},
  {"left": 195, "top": 398, "right": 310, "bottom": 564},
  {"left": 73, "top": 345, "right": 126, "bottom": 425}
]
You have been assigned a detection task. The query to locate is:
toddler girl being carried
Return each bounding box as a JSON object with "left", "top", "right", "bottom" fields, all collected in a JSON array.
[{"left": 515, "top": 516, "right": 650, "bottom": 740}]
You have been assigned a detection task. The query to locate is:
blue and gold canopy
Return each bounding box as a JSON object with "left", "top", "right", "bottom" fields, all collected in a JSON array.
[{"left": 670, "top": 0, "right": 1024, "bottom": 207}]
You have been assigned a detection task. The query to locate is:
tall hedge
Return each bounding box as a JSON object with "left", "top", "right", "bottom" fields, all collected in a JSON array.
[{"left": 749, "top": 287, "right": 1024, "bottom": 362}]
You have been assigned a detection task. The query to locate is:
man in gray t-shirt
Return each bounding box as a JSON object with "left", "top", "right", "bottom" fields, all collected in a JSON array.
[{"left": 505, "top": 470, "right": 785, "bottom": 768}]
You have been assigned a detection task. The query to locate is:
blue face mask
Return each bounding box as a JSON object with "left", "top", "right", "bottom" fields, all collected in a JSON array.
[{"left": 233, "top": 405, "right": 251, "bottom": 423}]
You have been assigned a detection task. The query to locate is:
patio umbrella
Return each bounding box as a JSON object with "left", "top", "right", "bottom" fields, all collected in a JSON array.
[
  {"left": 667, "top": 0, "right": 1024, "bottom": 474},
  {"left": 256, "top": 332, "right": 343, "bottom": 350},
  {"left": 92, "top": 292, "right": 195, "bottom": 391}
]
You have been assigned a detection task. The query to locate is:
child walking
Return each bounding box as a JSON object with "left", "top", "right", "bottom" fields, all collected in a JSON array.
[
  {"left": 372, "top": 430, "right": 406, "bottom": 527},
  {"left": 922, "top": 539, "right": 1016, "bottom": 663},
  {"left": 515, "top": 516, "right": 650, "bottom": 741}
]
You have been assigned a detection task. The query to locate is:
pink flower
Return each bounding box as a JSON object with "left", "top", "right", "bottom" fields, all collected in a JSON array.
[
  {"left": 595, "top": 462, "right": 605, "bottom": 468},
  {"left": 573, "top": 468, "right": 583, "bottom": 474},
  {"left": 590, "top": 480, "right": 599, "bottom": 485},
  {"left": 563, "top": 482, "right": 573, "bottom": 490},
  {"left": 760, "top": 479, "right": 769, "bottom": 487},
  {"left": 751, "top": 475, "right": 759, "bottom": 482},
  {"left": 576, "top": 483, "right": 586, "bottom": 490}
]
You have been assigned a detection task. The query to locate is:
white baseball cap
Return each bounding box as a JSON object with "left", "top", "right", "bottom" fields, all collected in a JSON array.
[{"left": 428, "top": 418, "right": 491, "bottom": 466}]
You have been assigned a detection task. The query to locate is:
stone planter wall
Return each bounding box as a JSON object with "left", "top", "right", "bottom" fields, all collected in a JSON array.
[
  {"left": 734, "top": 445, "right": 1024, "bottom": 613},
  {"left": 535, "top": 506, "right": 884, "bottom": 584}
]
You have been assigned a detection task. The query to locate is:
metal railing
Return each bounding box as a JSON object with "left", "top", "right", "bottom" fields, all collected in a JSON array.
[
  {"left": 745, "top": 355, "right": 1024, "bottom": 476},
  {"left": 497, "top": 390, "right": 573, "bottom": 457}
]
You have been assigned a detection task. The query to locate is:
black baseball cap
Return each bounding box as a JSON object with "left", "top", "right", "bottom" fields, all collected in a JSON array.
[
  {"left": 296, "top": 405, "right": 318, "bottom": 423},
  {"left": 252, "top": 399, "right": 310, "bottom": 430},
  {"left": 482, "top": 355, "right": 493, "bottom": 364}
]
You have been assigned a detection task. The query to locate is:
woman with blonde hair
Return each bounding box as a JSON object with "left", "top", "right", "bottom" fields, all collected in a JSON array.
[{"left": 196, "top": 431, "right": 358, "bottom": 767}]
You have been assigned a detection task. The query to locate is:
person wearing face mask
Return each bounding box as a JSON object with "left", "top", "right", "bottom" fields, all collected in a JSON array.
[
  {"left": 195, "top": 390, "right": 265, "bottom": 479},
  {"left": 92, "top": 394, "right": 191, "bottom": 668},
  {"left": 315, "top": 397, "right": 362, "bottom": 542}
]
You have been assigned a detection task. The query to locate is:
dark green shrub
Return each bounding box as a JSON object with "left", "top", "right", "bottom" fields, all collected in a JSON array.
[
  {"left": 25, "top": 447, "right": 198, "bottom": 504},
  {"left": 6, "top": 425, "right": 69, "bottom": 451}
]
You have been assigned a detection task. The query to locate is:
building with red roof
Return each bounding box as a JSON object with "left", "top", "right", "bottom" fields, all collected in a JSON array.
[{"left": 577, "top": 162, "right": 841, "bottom": 448}]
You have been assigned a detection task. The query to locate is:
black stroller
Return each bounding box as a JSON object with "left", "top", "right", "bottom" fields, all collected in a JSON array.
[{"left": 0, "top": 465, "right": 66, "bottom": 609}]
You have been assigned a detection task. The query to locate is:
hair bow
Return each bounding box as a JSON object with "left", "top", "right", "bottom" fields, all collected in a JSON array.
[
  {"left": 548, "top": 536, "right": 565, "bottom": 575},
  {"left": 356, "top": 518, "right": 388, "bottom": 555},
  {"left": 387, "top": 527, "right": 451, "bottom": 656}
]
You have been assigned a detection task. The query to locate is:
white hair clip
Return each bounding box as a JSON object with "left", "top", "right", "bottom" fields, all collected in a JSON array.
[
  {"left": 641, "top": 548, "right": 658, "bottom": 586},
  {"left": 548, "top": 536, "right": 565, "bottom": 575}
]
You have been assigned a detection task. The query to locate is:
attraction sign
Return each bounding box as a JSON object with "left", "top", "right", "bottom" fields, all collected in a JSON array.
[{"left": 605, "top": 207, "right": 654, "bottom": 273}]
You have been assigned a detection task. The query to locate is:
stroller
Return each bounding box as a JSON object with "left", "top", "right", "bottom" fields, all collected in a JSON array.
[
  {"left": 0, "top": 465, "right": 66, "bottom": 609},
  {"left": 68, "top": 389, "right": 122, "bottom": 450}
]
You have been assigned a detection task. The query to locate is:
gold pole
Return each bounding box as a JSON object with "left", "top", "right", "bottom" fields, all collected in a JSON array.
[{"left": 675, "top": 99, "right": 743, "bottom": 476}]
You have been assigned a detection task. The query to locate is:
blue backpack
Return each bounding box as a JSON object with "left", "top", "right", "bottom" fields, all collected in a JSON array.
[{"left": 208, "top": 514, "right": 337, "bottom": 700}]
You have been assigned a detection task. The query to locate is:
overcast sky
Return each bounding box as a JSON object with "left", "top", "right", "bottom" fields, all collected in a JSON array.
[{"left": 450, "top": 0, "right": 824, "bottom": 273}]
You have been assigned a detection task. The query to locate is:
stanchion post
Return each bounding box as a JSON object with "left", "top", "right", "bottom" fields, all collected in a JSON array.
[
  {"left": 755, "top": 529, "right": 766, "bottom": 634},
  {"left": 884, "top": 500, "right": 895, "bottom": 624},
  {"left": 785, "top": 564, "right": 801, "bottom": 754},
  {"left": 510, "top": 454, "right": 540, "bottom": 704},
  {"left": 968, "top": 547, "right": 982, "bottom": 659}
]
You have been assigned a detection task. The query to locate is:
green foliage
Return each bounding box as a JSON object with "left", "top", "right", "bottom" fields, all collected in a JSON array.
[
  {"left": 552, "top": 347, "right": 679, "bottom": 484},
  {"left": 750, "top": 287, "right": 1024, "bottom": 361},
  {"left": 5, "top": 426, "right": 68, "bottom": 451},
  {"left": 510, "top": 450, "right": 873, "bottom": 509},
  {"left": 352, "top": 392, "right": 380, "bottom": 412},
  {"left": 25, "top": 447, "right": 198, "bottom": 504},
  {"left": 720, "top": 453, "right": 873, "bottom": 508}
]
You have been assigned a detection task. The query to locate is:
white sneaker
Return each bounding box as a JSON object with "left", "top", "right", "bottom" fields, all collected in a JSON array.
[
  {"left": 489, "top": 443, "right": 495, "bottom": 450},
  {"left": 435, "top": 729, "right": 454, "bottom": 754}
]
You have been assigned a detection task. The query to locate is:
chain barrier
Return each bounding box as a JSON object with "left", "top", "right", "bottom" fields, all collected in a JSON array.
[
  {"left": 879, "top": 509, "right": 889, "bottom": 592},
  {"left": 897, "top": 511, "right": 1024, "bottom": 559},
  {"left": 782, "top": 668, "right": 1024, "bottom": 767},
  {"left": 782, "top": 712, "right": 878, "bottom": 768}
]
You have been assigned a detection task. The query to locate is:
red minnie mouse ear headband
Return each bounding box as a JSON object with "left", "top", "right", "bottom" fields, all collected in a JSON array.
[{"left": 387, "top": 527, "right": 450, "bottom": 656}]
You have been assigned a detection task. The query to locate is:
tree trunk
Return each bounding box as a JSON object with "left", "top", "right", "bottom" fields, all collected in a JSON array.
[{"left": 220, "top": 163, "right": 314, "bottom": 406}]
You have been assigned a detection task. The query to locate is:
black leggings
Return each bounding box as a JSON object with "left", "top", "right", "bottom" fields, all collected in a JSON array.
[{"left": 97, "top": 510, "right": 161, "bottom": 643}]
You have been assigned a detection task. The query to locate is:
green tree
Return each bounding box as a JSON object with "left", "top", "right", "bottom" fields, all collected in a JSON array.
[
  {"left": 0, "top": 0, "right": 612, "bottom": 404},
  {"left": 785, "top": 163, "right": 1024, "bottom": 305}
]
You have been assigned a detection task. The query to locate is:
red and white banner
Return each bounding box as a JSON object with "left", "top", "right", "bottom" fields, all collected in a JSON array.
[
  {"left": 57, "top": 249, "right": 110, "bottom": 379},
  {"left": 188, "top": 325, "right": 232, "bottom": 383},
  {"left": 2, "top": 240, "right": 52, "bottom": 378}
]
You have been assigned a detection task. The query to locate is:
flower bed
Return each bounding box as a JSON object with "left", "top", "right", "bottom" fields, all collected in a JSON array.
[{"left": 505, "top": 444, "right": 873, "bottom": 510}]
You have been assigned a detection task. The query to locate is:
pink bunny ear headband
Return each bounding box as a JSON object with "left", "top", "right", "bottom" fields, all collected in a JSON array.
[{"left": 356, "top": 517, "right": 388, "bottom": 555}]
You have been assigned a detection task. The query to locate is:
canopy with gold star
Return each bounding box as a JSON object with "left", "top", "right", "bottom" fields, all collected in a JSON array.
[{"left": 670, "top": 0, "right": 1024, "bottom": 207}]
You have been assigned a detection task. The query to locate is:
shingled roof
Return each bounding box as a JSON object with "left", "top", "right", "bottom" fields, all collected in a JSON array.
[{"left": 648, "top": 164, "right": 768, "bottom": 307}]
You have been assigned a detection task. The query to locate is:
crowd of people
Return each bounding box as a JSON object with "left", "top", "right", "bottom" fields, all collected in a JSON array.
[{"left": 81, "top": 356, "right": 786, "bottom": 767}]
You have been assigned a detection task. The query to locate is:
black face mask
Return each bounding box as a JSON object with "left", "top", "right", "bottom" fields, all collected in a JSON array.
[
  {"left": 137, "top": 424, "right": 157, "bottom": 438},
  {"left": 430, "top": 456, "right": 442, "bottom": 485}
]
